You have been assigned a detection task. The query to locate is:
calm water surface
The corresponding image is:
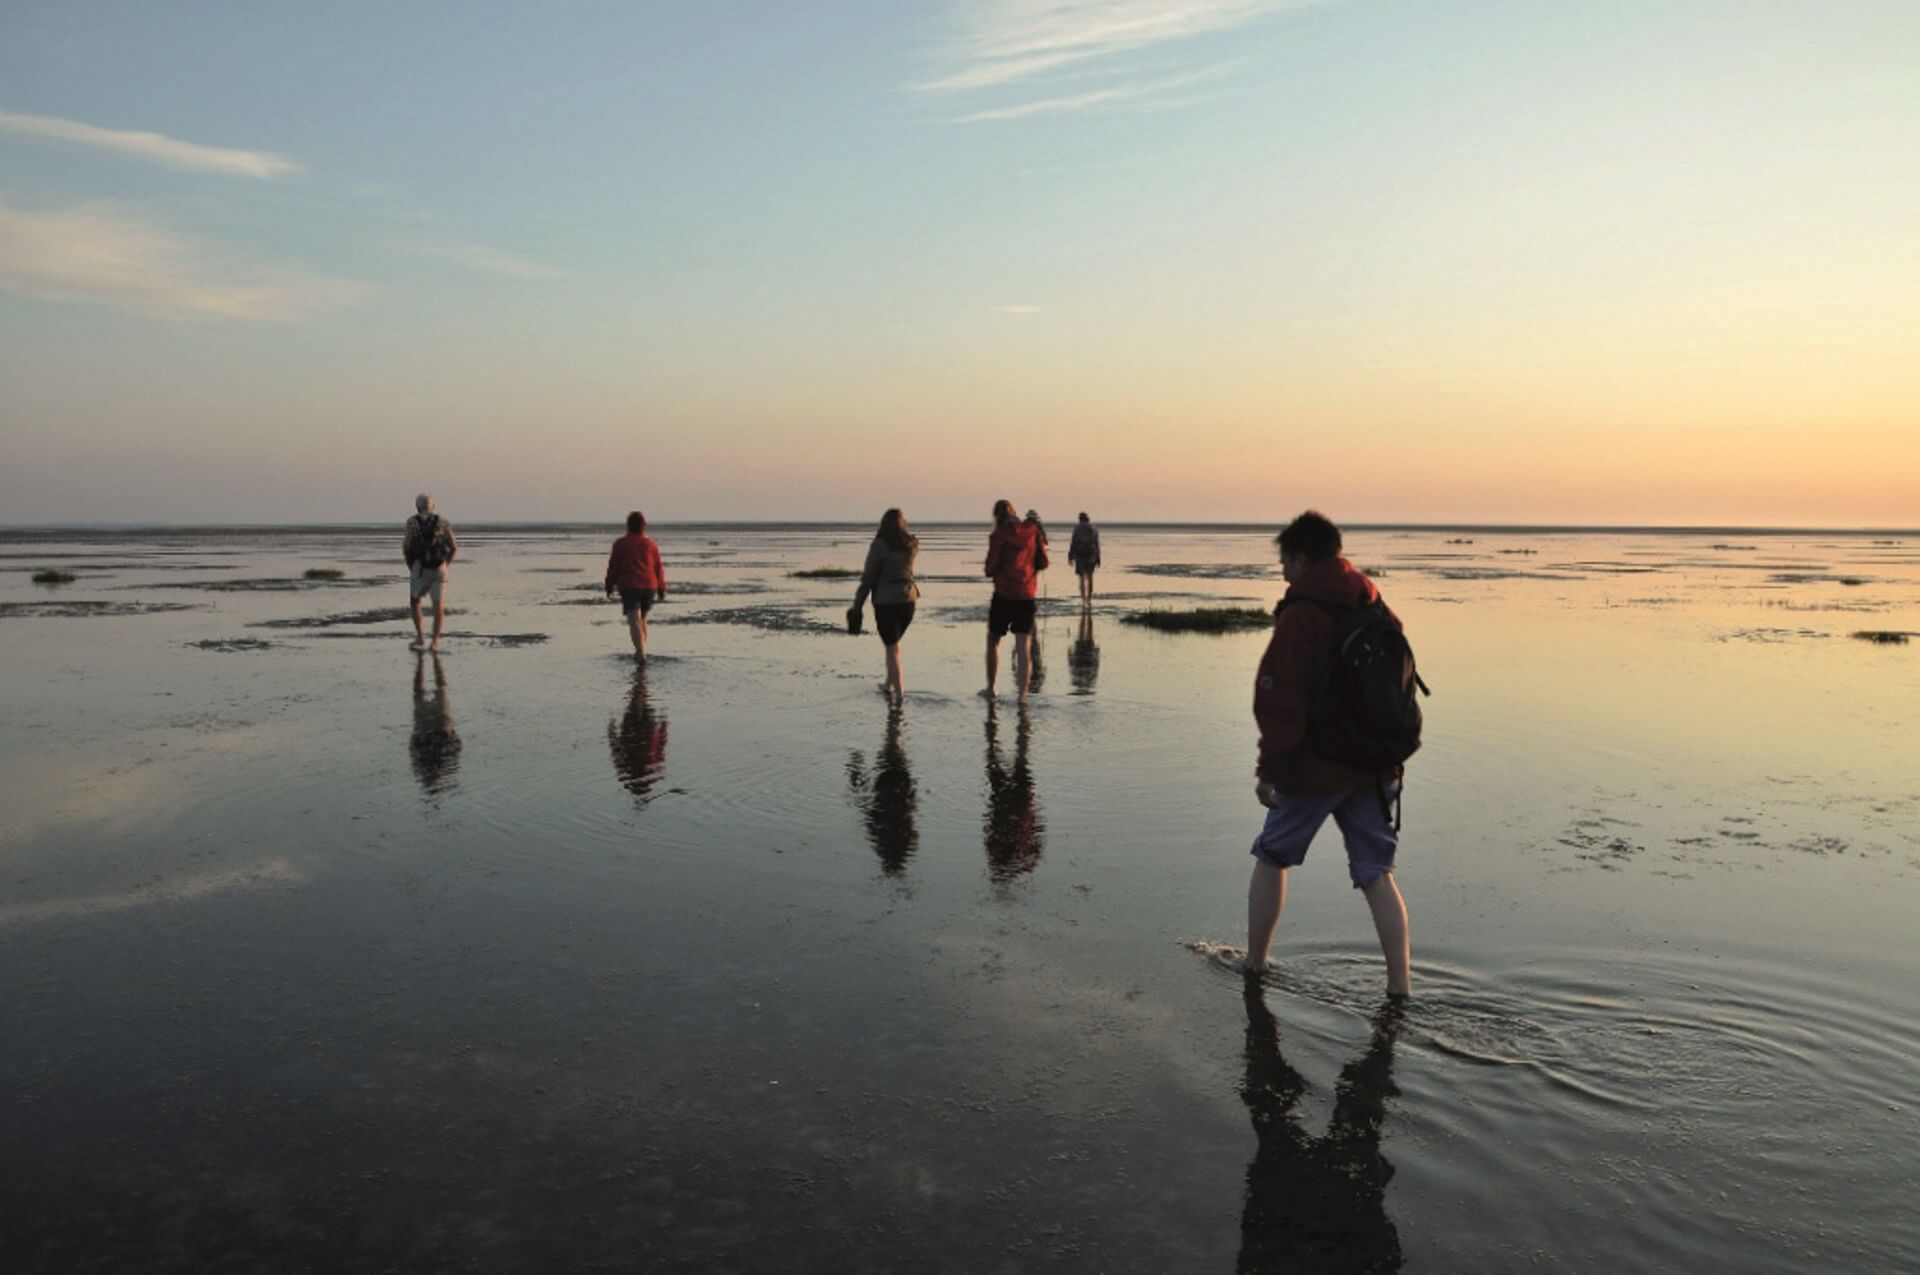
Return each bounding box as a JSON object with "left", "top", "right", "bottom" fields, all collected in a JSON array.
[{"left": 2, "top": 523, "right": 1917, "bottom": 1272}]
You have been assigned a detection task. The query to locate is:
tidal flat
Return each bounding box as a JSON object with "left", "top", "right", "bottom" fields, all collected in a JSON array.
[{"left": 1, "top": 523, "right": 1917, "bottom": 1273}]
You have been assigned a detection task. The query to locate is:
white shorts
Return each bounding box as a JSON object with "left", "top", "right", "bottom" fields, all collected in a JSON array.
[{"left": 409, "top": 564, "right": 447, "bottom": 602}]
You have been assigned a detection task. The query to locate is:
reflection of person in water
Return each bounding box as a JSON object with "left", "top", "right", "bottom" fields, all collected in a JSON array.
[
  {"left": 1238, "top": 980, "right": 1405, "bottom": 1274},
  {"left": 846, "top": 701, "right": 918, "bottom": 875},
  {"left": 608, "top": 666, "right": 670, "bottom": 805},
  {"left": 983, "top": 703, "right": 1044, "bottom": 881},
  {"left": 1068, "top": 607, "right": 1101, "bottom": 695},
  {"left": 409, "top": 653, "right": 462, "bottom": 798}
]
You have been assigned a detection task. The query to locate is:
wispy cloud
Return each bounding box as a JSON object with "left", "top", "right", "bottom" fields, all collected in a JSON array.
[
  {"left": 996, "top": 303, "right": 1044, "bottom": 314},
  {"left": 0, "top": 109, "right": 301, "bottom": 179},
  {"left": 917, "top": 0, "right": 1310, "bottom": 95},
  {"left": 954, "top": 59, "right": 1238, "bottom": 121},
  {"left": 0, "top": 195, "right": 365, "bottom": 320},
  {"left": 398, "top": 240, "right": 567, "bottom": 280}
]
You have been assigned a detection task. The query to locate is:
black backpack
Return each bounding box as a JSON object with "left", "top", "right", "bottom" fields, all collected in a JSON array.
[
  {"left": 412, "top": 514, "right": 449, "bottom": 568},
  {"left": 1290, "top": 597, "right": 1431, "bottom": 825}
]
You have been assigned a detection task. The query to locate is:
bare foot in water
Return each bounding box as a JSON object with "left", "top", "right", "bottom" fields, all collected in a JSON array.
[{"left": 978, "top": 687, "right": 996, "bottom": 700}]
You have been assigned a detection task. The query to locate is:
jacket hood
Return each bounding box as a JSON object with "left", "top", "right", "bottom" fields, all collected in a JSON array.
[{"left": 1282, "top": 556, "right": 1378, "bottom": 608}]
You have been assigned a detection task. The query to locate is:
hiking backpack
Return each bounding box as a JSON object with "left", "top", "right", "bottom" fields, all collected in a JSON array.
[
  {"left": 412, "top": 514, "right": 449, "bottom": 568},
  {"left": 1289, "top": 597, "right": 1431, "bottom": 825}
]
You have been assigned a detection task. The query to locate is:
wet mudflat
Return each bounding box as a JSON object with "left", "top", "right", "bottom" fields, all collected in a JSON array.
[{"left": 2, "top": 523, "right": 1918, "bottom": 1273}]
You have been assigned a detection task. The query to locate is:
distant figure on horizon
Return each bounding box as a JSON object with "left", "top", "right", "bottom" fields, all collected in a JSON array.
[
  {"left": 1243, "top": 510, "right": 1422, "bottom": 998},
  {"left": 605, "top": 511, "right": 666, "bottom": 660},
  {"left": 851, "top": 508, "right": 920, "bottom": 701},
  {"left": 984, "top": 498, "right": 1047, "bottom": 702},
  {"left": 403, "top": 493, "right": 458, "bottom": 652},
  {"left": 1069, "top": 511, "right": 1101, "bottom": 605},
  {"left": 1024, "top": 507, "right": 1049, "bottom": 550}
]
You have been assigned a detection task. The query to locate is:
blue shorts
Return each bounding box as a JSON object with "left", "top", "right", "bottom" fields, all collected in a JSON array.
[
  {"left": 1250, "top": 781, "right": 1400, "bottom": 888},
  {"left": 618, "top": 587, "right": 656, "bottom": 617}
]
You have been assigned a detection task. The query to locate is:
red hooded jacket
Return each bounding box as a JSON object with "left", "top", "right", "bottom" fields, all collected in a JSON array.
[
  {"left": 605, "top": 533, "right": 665, "bottom": 594},
  {"left": 984, "top": 519, "right": 1045, "bottom": 599},
  {"left": 1254, "top": 556, "right": 1402, "bottom": 792}
]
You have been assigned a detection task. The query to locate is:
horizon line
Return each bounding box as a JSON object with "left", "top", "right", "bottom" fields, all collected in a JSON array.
[{"left": 1, "top": 520, "right": 1913, "bottom": 538}]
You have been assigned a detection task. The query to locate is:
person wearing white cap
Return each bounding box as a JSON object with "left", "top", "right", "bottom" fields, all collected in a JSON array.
[{"left": 402, "top": 492, "right": 459, "bottom": 652}]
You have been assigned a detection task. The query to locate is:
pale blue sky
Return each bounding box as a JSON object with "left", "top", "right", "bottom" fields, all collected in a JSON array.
[{"left": 3, "top": 1, "right": 1916, "bottom": 524}]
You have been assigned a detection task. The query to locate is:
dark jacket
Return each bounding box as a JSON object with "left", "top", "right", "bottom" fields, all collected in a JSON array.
[
  {"left": 854, "top": 534, "right": 919, "bottom": 608},
  {"left": 1254, "top": 556, "right": 1402, "bottom": 792},
  {"left": 1069, "top": 521, "right": 1100, "bottom": 569}
]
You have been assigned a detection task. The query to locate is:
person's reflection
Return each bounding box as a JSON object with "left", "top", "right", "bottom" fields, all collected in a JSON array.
[
  {"left": 608, "top": 665, "right": 670, "bottom": 806},
  {"left": 1238, "top": 980, "right": 1405, "bottom": 1273},
  {"left": 846, "top": 702, "right": 918, "bottom": 875},
  {"left": 1068, "top": 608, "right": 1101, "bottom": 695},
  {"left": 409, "top": 653, "right": 462, "bottom": 799},
  {"left": 1025, "top": 622, "right": 1047, "bottom": 694},
  {"left": 983, "top": 702, "right": 1043, "bottom": 882}
]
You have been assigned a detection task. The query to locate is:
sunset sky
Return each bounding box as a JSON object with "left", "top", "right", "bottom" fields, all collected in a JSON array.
[{"left": 3, "top": 1, "right": 1916, "bottom": 526}]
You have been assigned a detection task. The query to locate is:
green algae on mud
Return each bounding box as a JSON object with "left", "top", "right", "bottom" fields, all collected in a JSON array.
[
  {"left": 31, "top": 569, "right": 77, "bottom": 584},
  {"left": 1121, "top": 606, "right": 1271, "bottom": 634},
  {"left": 1851, "top": 630, "right": 1915, "bottom": 645},
  {"left": 790, "top": 567, "right": 859, "bottom": 579},
  {"left": 303, "top": 568, "right": 346, "bottom": 580}
]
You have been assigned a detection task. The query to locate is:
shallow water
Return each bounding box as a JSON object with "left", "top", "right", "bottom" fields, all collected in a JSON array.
[{"left": 2, "top": 523, "right": 1917, "bottom": 1272}]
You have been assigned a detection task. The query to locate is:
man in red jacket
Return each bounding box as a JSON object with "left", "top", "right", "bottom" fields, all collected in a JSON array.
[
  {"left": 604, "top": 511, "right": 667, "bottom": 661},
  {"left": 982, "top": 498, "right": 1047, "bottom": 702},
  {"left": 1245, "top": 510, "right": 1411, "bottom": 997}
]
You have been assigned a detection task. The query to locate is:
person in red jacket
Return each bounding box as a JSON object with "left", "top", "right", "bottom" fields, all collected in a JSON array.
[
  {"left": 982, "top": 498, "right": 1047, "bottom": 702},
  {"left": 1244, "top": 510, "right": 1411, "bottom": 997},
  {"left": 604, "top": 511, "right": 667, "bottom": 661}
]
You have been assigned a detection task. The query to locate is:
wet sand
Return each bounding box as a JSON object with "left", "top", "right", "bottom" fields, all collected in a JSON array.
[{"left": 1, "top": 524, "right": 1917, "bottom": 1272}]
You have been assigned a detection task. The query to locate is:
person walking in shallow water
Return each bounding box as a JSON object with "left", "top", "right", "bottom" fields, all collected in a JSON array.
[
  {"left": 1068, "top": 511, "right": 1101, "bottom": 605},
  {"left": 850, "top": 508, "right": 919, "bottom": 700},
  {"left": 605, "top": 511, "right": 666, "bottom": 660},
  {"left": 1244, "top": 510, "right": 1414, "bottom": 997},
  {"left": 403, "top": 493, "right": 458, "bottom": 652},
  {"left": 983, "top": 498, "right": 1047, "bottom": 702}
]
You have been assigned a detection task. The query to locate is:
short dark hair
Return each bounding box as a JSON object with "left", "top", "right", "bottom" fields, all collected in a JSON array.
[
  {"left": 626, "top": 511, "right": 646, "bottom": 534},
  {"left": 992, "top": 499, "right": 1015, "bottom": 522},
  {"left": 1277, "top": 510, "right": 1341, "bottom": 562}
]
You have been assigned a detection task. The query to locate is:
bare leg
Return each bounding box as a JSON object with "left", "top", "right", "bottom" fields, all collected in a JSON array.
[
  {"left": 429, "top": 590, "right": 445, "bottom": 651},
  {"left": 1014, "top": 632, "right": 1032, "bottom": 702},
  {"left": 410, "top": 594, "right": 426, "bottom": 645},
  {"left": 884, "top": 642, "right": 903, "bottom": 697},
  {"left": 1079, "top": 572, "right": 1093, "bottom": 605},
  {"left": 627, "top": 610, "right": 645, "bottom": 657},
  {"left": 638, "top": 611, "right": 650, "bottom": 659},
  {"left": 1245, "top": 861, "right": 1288, "bottom": 972},
  {"left": 983, "top": 635, "right": 999, "bottom": 698},
  {"left": 1363, "top": 872, "right": 1411, "bottom": 997}
]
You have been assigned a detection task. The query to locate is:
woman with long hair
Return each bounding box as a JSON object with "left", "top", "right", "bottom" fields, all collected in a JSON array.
[{"left": 851, "top": 508, "right": 920, "bottom": 700}]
